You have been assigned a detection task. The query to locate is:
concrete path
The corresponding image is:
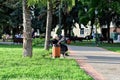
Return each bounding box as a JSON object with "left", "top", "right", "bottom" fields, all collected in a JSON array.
[
  {"left": 0, "top": 42, "right": 14, "bottom": 45},
  {"left": 67, "top": 45, "right": 120, "bottom": 80}
]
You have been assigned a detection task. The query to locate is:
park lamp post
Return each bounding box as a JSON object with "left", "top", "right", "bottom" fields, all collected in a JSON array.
[{"left": 95, "top": 9, "right": 98, "bottom": 46}]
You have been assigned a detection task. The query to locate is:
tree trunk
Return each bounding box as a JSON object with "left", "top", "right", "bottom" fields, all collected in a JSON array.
[
  {"left": 68, "top": 26, "right": 72, "bottom": 37},
  {"left": 58, "top": 2, "right": 62, "bottom": 35},
  {"left": 44, "top": 0, "right": 53, "bottom": 50},
  {"left": 64, "top": 24, "right": 67, "bottom": 36},
  {"left": 107, "top": 22, "right": 110, "bottom": 43},
  {"left": 22, "top": 0, "right": 32, "bottom": 57},
  {"left": 90, "top": 18, "right": 95, "bottom": 36}
]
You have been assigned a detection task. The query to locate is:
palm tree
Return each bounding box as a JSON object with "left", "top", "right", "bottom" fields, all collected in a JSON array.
[{"left": 22, "top": 0, "right": 32, "bottom": 57}]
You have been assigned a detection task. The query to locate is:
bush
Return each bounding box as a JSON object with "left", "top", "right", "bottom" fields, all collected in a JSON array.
[
  {"left": 40, "top": 49, "right": 52, "bottom": 57},
  {"left": 32, "top": 38, "right": 45, "bottom": 46}
]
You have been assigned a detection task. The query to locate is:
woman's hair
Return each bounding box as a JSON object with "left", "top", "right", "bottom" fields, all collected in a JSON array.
[{"left": 53, "top": 34, "right": 59, "bottom": 39}]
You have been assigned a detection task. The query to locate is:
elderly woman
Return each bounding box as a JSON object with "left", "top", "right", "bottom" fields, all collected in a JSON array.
[
  {"left": 51, "top": 35, "right": 59, "bottom": 44},
  {"left": 51, "top": 35, "right": 68, "bottom": 56}
]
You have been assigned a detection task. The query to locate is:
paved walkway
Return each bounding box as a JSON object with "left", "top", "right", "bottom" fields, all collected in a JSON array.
[
  {"left": 0, "top": 42, "right": 13, "bottom": 45},
  {"left": 67, "top": 45, "right": 120, "bottom": 80}
]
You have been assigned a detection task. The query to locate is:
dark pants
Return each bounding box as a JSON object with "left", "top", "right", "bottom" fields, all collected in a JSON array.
[{"left": 60, "top": 44, "right": 68, "bottom": 54}]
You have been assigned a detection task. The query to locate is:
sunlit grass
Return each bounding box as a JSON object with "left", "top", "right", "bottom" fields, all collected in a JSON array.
[
  {"left": 103, "top": 47, "right": 120, "bottom": 53},
  {"left": 0, "top": 44, "right": 93, "bottom": 80}
]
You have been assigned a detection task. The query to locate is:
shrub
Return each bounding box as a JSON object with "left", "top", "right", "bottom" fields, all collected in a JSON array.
[
  {"left": 32, "top": 38, "right": 45, "bottom": 46},
  {"left": 40, "top": 49, "right": 52, "bottom": 57}
]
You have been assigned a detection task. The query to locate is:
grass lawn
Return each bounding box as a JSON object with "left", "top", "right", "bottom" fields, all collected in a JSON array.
[
  {"left": 0, "top": 44, "right": 93, "bottom": 80},
  {"left": 104, "top": 47, "right": 120, "bottom": 53},
  {"left": 70, "top": 40, "right": 120, "bottom": 53}
]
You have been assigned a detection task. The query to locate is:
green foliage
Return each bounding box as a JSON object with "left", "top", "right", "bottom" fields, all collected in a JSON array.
[
  {"left": 31, "top": 6, "right": 47, "bottom": 32},
  {"left": 87, "top": 8, "right": 95, "bottom": 18},
  {"left": 79, "top": 16, "right": 90, "bottom": 26},
  {"left": 32, "top": 38, "right": 45, "bottom": 46},
  {"left": 0, "top": 3, "right": 13, "bottom": 27},
  {"left": 27, "top": 0, "right": 47, "bottom": 7},
  {"left": 62, "top": 0, "right": 75, "bottom": 11},
  {"left": 1, "top": 0, "right": 120, "bottom": 38},
  {"left": 110, "top": 1, "right": 120, "bottom": 15},
  {"left": 0, "top": 0, "right": 22, "bottom": 30},
  {"left": 78, "top": 0, "right": 120, "bottom": 27},
  {"left": 0, "top": 45, "right": 93, "bottom": 80},
  {"left": 104, "top": 47, "right": 120, "bottom": 53},
  {"left": 40, "top": 49, "right": 52, "bottom": 57}
]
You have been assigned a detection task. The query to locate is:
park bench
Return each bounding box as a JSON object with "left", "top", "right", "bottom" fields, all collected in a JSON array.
[{"left": 69, "top": 36, "right": 84, "bottom": 42}]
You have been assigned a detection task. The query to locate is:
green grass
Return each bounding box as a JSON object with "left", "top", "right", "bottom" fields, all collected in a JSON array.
[
  {"left": 70, "top": 40, "right": 120, "bottom": 53},
  {"left": 104, "top": 47, "right": 120, "bottom": 53},
  {"left": 70, "top": 40, "right": 96, "bottom": 46},
  {"left": 0, "top": 44, "right": 93, "bottom": 80},
  {"left": 98, "top": 42, "right": 120, "bottom": 53}
]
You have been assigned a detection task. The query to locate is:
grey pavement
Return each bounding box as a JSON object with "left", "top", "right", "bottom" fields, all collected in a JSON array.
[
  {"left": 67, "top": 45, "right": 120, "bottom": 80},
  {"left": 0, "top": 42, "right": 14, "bottom": 45}
]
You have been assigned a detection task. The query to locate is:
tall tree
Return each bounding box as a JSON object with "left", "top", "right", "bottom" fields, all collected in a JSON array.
[
  {"left": 44, "top": 0, "right": 53, "bottom": 50},
  {"left": 22, "top": 0, "right": 32, "bottom": 57}
]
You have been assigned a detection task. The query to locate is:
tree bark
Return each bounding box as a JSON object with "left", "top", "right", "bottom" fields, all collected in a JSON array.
[
  {"left": 64, "top": 24, "right": 68, "bottom": 36},
  {"left": 44, "top": 0, "right": 52, "bottom": 50},
  {"left": 22, "top": 0, "right": 32, "bottom": 57},
  {"left": 107, "top": 22, "right": 110, "bottom": 43},
  {"left": 90, "top": 18, "right": 95, "bottom": 36}
]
